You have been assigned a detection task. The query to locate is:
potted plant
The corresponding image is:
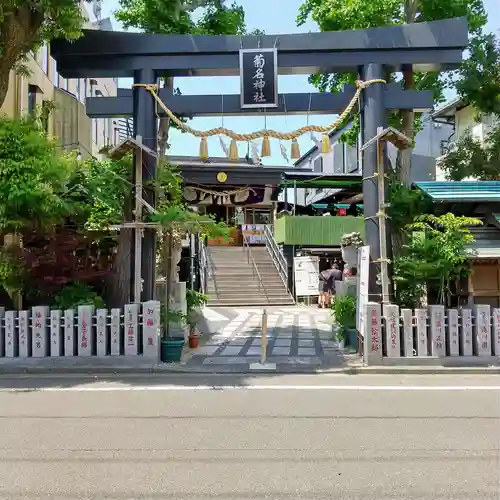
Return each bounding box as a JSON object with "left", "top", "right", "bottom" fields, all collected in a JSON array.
[
  {"left": 334, "top": 295, "right": 357, "bottom": 351},
  {"left": 340, "top": 232, "right": 363, "bottom": 268},
  {"left": 160, "top": 304, "right": 186, "bottom": 362},
  {"left": 186, "top": 289, "right": 208, "bottom": 348}
]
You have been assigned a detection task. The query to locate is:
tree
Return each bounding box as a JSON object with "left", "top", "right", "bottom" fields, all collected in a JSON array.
[
  {"left": 0, "top": 0, "right": 87, "bottom": 108},
  {"left": 438, "top": 33, "right": 500, "bottom": 181},
  {"left": 0, "top": 114, "right": 74, "bottom": 305},
  {"left": 296, "top": 0, "right": 488, "bottom": 184},
  {"left": 393, "top": 213, "right": 481, "bottom": 308},
  {"left": 456, "top": 32, "right": 500, "bottom": 116}
]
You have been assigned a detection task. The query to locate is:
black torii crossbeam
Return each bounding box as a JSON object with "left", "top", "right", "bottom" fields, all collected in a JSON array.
[{"left": 51, "top": 17, "right": 468, "bottom": 303}]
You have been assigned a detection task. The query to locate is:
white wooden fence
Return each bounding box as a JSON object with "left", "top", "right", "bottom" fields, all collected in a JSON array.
[
  {"left": 0, "top": 301, "right": 161, "bottom": 359},
  {"left": 362, "top": 302, "right": 500, "bottom": 364}
]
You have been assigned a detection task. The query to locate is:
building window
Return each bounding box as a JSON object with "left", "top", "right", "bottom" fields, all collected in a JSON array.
[
  {"left": 27, "top": 85, "right": 37, "bottom": 115},
  {"left": 92, "top": 119, "right": 98, "bottom": 144},
  {"left": 313, "top": 156, "right": 323, "bottom": 172},
  {"left": 52, "top": 59, "right": 59, "bottom": 87},
  {"left": 81, "top": 79, "right": 87, "bottom": 102},
  {"left": 60, "top": 78, "right": 67, "bottom": 90},
  {"left": 41, "top": 45, "right": 49, "bottom": 74},
  {"left": 104, "top": 119, "right": 109, "bottom": 145}
]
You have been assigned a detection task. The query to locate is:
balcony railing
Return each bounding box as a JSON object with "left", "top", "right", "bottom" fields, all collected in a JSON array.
[{"left": 274, "top": 215, "right": 364, "bottom": 246}]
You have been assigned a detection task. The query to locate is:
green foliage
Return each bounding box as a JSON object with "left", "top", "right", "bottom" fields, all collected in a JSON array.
[
  {"left": 52, "top": 282, "right": 105, "bottom": 310},
  {"left": 186, "top": 288, "right": 208, "bottom": 311},
  {"left": 438, "top": 125, "right": 500, "bottom": 181},
  {"left": 0, "top": 248, "right": 25, "bottom": 296},
  {"left": 387, "top": 180, "right": 431, "bottom": 231},
  {"left": 456, "top": 33, "right": 500, "bottom": 116},
  {"left": 0, "top": 0, "right": 88, "bottom": 106},
  {"left": 296, "top": 0, "right": 488, "bottom": 143},
  {"left": 115, "top": 0, "right": 246, "bottom": 35},
  {"left": 334, "top": 295, "right": 357, "bottom": 335},
  {"left": 153, "top": 163, "right": 231, "bottom": 240},
  {"left": 440, "top": 33, "right": 500, "bottom": 182},
  {"left": 393, "top": 213, "right": 482, "bottom": 307},
  {"left": 0, "top": 115, "right": 73, "bottom": 232}
]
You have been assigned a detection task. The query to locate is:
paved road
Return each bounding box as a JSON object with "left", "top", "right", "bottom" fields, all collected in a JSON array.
[{"left": 0, "top": 373, "right": 499, "bottom": 499}]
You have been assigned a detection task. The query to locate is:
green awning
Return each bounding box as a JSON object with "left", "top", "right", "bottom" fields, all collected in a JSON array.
[{"left": 414, "top": 181, "right": 500, "bottom": 202}]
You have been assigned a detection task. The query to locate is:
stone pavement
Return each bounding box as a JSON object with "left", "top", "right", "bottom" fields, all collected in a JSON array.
[{"left": 184, "top": 306, "right": 353, "bottom": 372}]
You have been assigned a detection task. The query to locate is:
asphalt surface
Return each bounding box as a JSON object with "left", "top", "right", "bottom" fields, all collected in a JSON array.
[{"left": 0, "top": 373, "right": 499, "bottom": 499}]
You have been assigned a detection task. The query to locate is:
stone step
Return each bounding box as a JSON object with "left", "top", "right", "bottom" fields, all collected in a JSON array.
[{"left": 207, "top": 298, "right": 295, "bottom": 306}]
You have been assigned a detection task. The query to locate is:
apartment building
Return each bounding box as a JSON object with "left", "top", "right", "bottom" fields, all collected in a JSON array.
[
  {"left": 294, "top": 115, "right": 452, "bottom": 206},
  {"left": 0, "top": 10, "right": 119, "bottom": 159}
]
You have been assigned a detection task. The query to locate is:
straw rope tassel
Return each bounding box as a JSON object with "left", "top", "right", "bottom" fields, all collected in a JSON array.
[
  {"left": 290, "top": 138, "right": 301, "bottom": 159},
  {"left": 199, "top": 136, "right": 209, "bottom": 159},
  {"left": 321, "top": 134, "right": 332, "bottom": 153},
  {"left": 261, "top": 135, "right": 271, "bottom": 157},
  {"left": 131, "top": 79, "right": 386, "bottom": 142},
  {"left": 228, "top": 139, "right": 239, "bottom": 161}
]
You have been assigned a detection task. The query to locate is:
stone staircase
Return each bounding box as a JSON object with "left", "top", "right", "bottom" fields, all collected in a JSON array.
[{"left": 206, "top": 246, "right": 295, "bottom": 307}]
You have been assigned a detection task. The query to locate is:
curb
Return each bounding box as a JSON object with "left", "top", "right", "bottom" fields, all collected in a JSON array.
[{"left": 1, "top": 364, "right": 500, "bottom": 376}]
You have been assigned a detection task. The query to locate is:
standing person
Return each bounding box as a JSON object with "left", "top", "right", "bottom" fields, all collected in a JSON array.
[
  {"left": 318, "top": 262, "right": 342, "bottom": 308},
  {"left": 328, "top": 262, "right": 343, "bottom": 305}
]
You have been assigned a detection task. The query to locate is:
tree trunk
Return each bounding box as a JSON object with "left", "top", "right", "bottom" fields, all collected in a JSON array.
[
  {"left": 104, "top": 229, "right": 132, "bottom": 308},
  {"left": 104, "top": 192, "right": 133, "bottom": 307},
  {"left": 157, "top": 77, "right": 174, "bottom": 158},
  {"left": 0, "top": 10, "right": 44, "bottom": 108}
]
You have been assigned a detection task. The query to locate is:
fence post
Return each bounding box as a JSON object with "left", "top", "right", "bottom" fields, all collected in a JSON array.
[
  {"left": 124, "top": 303, "right": 139, "bottom": 356},
  {"left": 460, "top": 308, "right": 473, "bottom": 356},
  {"left": 428, "top": 305, "right": 446, "bottom": 357},
  {"left": 18, "top": 310, "right": 30, "bottom": 358},
  {"left": 492, "top": 308, "right": 500, "bottom": 356},
  {"left": 32, "top": 306, "right": 49, "bottom": 357},
  {"left": 363, "top": 302, "right": 382, "bottom": 365},
  {"left": 50, "top": 309, "right": 62, "bottom": 357},
  {"left": 474, "top": 304, "right": 491, "bottom": 356},
  {"left": 77, "top": 305, "right": 94, "bottom": 357},
  {"left": 64, "top": 309, "right": 76, "bottom": 357},
  {"left": 446, "top": 309, "right": 459, "bottom": 357},
  {"left": 143, "top": 301, "right": 160, "bottom": 360},
  {"left": 415, "top": 309, "right": 428, "bottom": 356},
  {"left": 4, "top": 310, "right": 15, "bottom": 358},
  {"left": 110, "top": 308, "right": 121, "bottom": 356},
  {"left": 401, "top": 309, "right": 414, "bottom": 358},
  {"left": 96, "top": 309, "right": 108, "bottom": 357},
  {"left": 0, "top": 307, "right": 5, "bottom": 357},
  {"left": 384, "top": 304, "right": 400, "bottom": 358}
]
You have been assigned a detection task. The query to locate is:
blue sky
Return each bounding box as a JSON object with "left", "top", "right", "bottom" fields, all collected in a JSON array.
[{"left": 100, "top": 0, "right": 500, "bottom": 166}]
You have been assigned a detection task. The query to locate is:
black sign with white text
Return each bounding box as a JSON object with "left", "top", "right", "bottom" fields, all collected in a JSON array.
[{"left": 239, "top": 48, "right": 278, "bottom": 109}]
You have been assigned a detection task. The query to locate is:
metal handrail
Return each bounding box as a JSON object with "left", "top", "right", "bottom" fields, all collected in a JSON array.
[
  {"left": 242, "top": 234, "right": 269, "bottom": 303},
  {"left": 200, "top": 237, "right": 218, "bottom": 297},
  {"left": 264, "top": 224, "right": 288, "bottom": 288}
]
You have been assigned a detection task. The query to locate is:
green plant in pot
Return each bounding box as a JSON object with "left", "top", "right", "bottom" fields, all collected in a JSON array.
[
  {"left": 160, "top": 303, "right": 187, "bottom": 363},
  {"left": 186, "top": 289, "right": 208, "bottom": 348},
  {"left": 334, "top": 295, "right": 357, "bottom": 351}
]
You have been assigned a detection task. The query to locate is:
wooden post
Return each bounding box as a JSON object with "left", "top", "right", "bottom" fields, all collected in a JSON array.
[
  {"left": 134, "top": 135, "right": 143, "bottom": 304},
  {"left": 376, "top": 129, "right": 390, "bottom": 304}
]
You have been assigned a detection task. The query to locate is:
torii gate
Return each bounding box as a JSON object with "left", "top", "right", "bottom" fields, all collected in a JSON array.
[{"left": 51, "top": 17, "right": 468, "bottom": 302}]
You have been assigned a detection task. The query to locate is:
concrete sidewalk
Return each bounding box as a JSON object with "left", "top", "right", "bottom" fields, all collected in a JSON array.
[{"left": 1, "top": 356, "right": 500, "bottom": 375}]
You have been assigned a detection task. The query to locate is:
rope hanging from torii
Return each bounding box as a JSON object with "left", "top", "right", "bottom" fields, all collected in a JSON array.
[{"left": 132, "top": 79, "right": 386, "bottom": 161}]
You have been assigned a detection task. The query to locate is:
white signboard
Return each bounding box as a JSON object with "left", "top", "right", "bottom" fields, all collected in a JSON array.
[
  {"left": 294, "top": 256, "right": 319, "bottom": 296},
  {"left": 241, "top": 224, "right": 266, "bottom": 244},
  {"left": 356, "top": 246, "right": 370, "bottom": 337}
]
